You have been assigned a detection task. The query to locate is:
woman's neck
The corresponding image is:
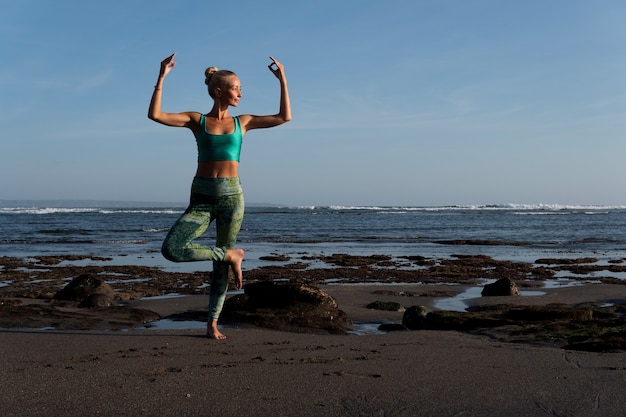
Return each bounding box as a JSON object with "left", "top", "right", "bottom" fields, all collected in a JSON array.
[{"left": 207, "top": 103, "right": 230, "bottom": 120}]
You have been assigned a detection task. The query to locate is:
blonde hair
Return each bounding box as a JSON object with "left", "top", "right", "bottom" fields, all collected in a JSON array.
[{"left": 204, "top": 66, "right": 237, "bottom": 99}]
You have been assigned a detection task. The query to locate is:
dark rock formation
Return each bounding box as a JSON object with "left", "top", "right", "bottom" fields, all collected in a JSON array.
[
  {"left": 481, "top": 278, "right": 520, "bottom": 297},
  {"left": 395, "top": 303, "right": 626, "bottom": 353},
  {"left": 366, "top": 301, "right": 405, "bottom": 312},
  {"left": 402, "top": 305, "right": 431, "bottom": 330},
  {"left": 223, "top": 280, "right": 352, "bottom": 334},
  {"left": 78, "top": 294, "right": 116, "bottom": 308},
  {"left": 54, "top": 274, "right": 115, "bottom": 302},
  {"left": 0, "top": 304, "right": 160, "bottom": 330}
]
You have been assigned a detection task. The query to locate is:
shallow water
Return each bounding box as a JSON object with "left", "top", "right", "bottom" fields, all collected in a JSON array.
[
  {"left": 434, "top": 285, "right": 546, "bottom": 312},
  {"left": 140, "top": 319, "right": 208, "bottom": 331}
]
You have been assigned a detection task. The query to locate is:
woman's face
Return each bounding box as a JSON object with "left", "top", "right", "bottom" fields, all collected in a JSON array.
[{"left": 219, "top": 76, "right": 242, "bottom": 107}]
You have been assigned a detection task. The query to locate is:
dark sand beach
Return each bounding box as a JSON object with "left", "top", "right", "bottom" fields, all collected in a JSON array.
[{"left": 2, "top": 255, "right": 626, "bottom": 416}]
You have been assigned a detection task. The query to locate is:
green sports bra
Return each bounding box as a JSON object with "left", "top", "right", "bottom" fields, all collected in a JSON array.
[{"left": 197, "top": 115, "right": 242, "bottom": 162}]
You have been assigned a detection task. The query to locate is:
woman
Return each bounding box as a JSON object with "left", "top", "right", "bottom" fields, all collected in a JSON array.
[{"left": 148, "top": 53, "right": 291, "bottom": 339}]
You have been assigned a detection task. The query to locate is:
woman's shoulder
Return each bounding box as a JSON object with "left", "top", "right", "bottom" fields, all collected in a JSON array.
[
  {"left": 235, "top": 114, "right": 253, "bottom": 124},
  {"left": 186, "top": 111, "right": 203, "bottom": 125},
  {"left": 177, "top": 111, "right": 202, "bottom": 133}
]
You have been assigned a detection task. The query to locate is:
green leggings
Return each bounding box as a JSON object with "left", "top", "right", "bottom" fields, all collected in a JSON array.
[{"left": 161, "top": 177, "right": 244, "bottom": 321}]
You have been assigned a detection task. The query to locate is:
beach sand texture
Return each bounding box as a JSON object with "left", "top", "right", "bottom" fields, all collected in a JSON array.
[{"left": 2, "top": 283, "right": 626, "bottom": 417}]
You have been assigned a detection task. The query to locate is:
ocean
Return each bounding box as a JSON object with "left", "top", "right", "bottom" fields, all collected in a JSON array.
[{"left": 2, "top": 201, "right": 626, "bottom": 276}]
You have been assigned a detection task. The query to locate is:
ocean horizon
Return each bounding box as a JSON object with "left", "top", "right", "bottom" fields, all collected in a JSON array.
[{"left": 2, "top": 199, "right": 626, "bottom": 210}]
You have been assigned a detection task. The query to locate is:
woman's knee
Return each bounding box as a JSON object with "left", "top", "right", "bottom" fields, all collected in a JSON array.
[{"left": 161, "top": 241, "right": 183, "bottom": 262}]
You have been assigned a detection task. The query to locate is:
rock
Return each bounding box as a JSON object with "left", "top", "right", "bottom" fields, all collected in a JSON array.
[
  {"left": 223, "top": 280, "right": 352, "bottom": 334},
  {"left": 54, "top": 274, "right": 116, "bottom": 302},
  {"left": 0, "top": 299, "right": 23, "bottom": 307},
  {"left": 402, "top": 305, "right": 431, "bottom": 330},
  {"left": 481, "top": 278, "right": 520, "bottom": 297},
  {"left": 259, "top": 255, "right": 291, "bottom": 262},
  {"left": 114, "top": 291, "right": 143, "bottom": 302},
  {"left": 422, "top": 310, "right": 508, "bottom": 331},
  {"left": 78, "top": 294, "right": 116, "bottom": 308},
  {"left": 399, "top": 303, "right": 624, "bottom": 352},
  {"left": 242, "top": 280, "right": 338, "bottom": 309},
  {"left": 366, "top": 301, "right": 405, "bottom": 312},
  {"left": 502, "top": 304, "right": 593, "bottom": 321},
  {"left": 0, "top": 304, "right": 160, "bottom": 330}
]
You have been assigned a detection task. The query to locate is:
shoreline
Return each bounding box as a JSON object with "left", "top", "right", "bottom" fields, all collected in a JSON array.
[
  {"left": 2, "top": 253, "right": 626, "bottom": 330},
  {"left": 2, "top": 254, "right": 626, "bottom": 416}
]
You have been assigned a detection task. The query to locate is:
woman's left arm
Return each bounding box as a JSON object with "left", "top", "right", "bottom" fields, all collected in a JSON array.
[{"left": 241, "top": 56, "right": 292, "bottom": 131}]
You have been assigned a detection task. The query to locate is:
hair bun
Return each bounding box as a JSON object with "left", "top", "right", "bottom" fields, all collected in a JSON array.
[{"left": 204, "top": 66, "right": 218, "bottom": 86}]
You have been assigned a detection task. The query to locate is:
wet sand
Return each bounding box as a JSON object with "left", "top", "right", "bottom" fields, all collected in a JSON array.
[
  {"left": 2, "top": 283, "right": 626, "bottom": 416},
  {"left": 2, "top": 255, "right": 626, "bottom": 416}
]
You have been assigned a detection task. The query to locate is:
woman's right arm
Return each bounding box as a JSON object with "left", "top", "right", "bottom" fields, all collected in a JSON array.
[{"left": 148, "top": 53, "right": 194, "bottom": 127}]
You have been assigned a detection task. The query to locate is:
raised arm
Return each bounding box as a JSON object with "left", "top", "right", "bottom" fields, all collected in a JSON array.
[
  {"left": 148, "top": 53, "right": 194, "bottom": 127},
  {"left": 240, "top": 56, "right": 292, "bottom": 132}
]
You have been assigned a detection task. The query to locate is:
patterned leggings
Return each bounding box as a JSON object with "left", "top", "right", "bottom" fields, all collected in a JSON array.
[{"left": 161, "top": 177, "right": 244, "bottom": 321}]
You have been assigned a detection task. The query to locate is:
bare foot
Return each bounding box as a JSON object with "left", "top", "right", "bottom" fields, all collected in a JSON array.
[
  {"left": 207, "top": 321, "right": 227, "bottom": 340},
  {"left": 225, "top": 248, "right": 245, "bottom": 289}
]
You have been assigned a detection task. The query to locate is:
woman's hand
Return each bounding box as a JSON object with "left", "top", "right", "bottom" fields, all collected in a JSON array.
[
  {"left": 267, "top": 56, "right": 286, "bottom": 81},
  {"left": 160, "top": 53, "right": 177, "bottom": 78}
]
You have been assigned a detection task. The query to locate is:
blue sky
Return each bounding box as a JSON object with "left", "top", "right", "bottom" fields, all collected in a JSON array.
[{"left": 2, "top": 0, "right": 625, "bottom": 207}]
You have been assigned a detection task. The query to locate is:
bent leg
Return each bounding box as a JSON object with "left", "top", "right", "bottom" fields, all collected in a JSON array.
[{"left": 161, "top": 207, "right": 227, "bottom": 263}]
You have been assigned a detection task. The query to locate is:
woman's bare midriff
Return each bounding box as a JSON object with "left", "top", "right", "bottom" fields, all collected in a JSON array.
[{"left": 195, "top": 161, "right": 239, "bottom": 178}]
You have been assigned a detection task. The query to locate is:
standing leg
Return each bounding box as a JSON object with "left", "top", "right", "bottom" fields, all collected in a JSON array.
[{"left": 207, "top": 192, "right": 245, "bottom": 339}]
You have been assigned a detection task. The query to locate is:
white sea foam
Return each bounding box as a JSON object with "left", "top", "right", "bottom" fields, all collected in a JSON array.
[
  {"left": 99, "top": 209, "right": 182, "bottom": 215},
  {"left": 293, "top": 204, "right": 626, "bottom": 212},
  {"left": 0, "top": 207, "right": 100, "bottom": 215},
  {"left": 292, "top": 203, "right": 626, "bottom": 216},
  {"left": 0, "top": 207, "right": 182, "bottom": 215}
]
